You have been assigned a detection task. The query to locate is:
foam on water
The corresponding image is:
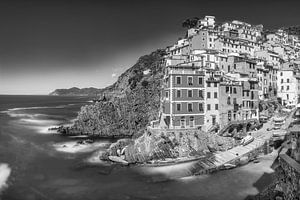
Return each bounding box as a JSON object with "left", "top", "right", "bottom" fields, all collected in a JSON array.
[
  {"left": 1, "top": 104, "right": 76, "bottom": 117},
  {"left": 19, "top": 118, "right": 58, "bottom": 125},
  {"left": 0, "top": 163, "right": 12, "bottom": 193},
  {"left": 2, "top": 104, "right": 77, "bottom": 134},
  {"left": 85, "top": 150, "right": 109, "bottom": 165},
  {"left": 137, "top": 161, "right": 197, "bottom": 180},
  {"left": 53, "top": 141, "right": 111, "bottom": 154},
  {"left": 7, "top": 105, "right": 69, "bottom": 111}
]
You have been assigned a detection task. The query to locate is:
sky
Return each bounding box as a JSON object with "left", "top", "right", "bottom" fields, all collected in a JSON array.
[{"left": 0, "top": 0, "right": 300, "bottom": 95}]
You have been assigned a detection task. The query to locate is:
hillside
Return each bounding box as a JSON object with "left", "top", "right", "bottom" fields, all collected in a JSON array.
[
  {"left": 49, "top": 87, "right": 102, "bottom": 96},
  {"left": 282, "top": 25, "right": 300, "bottom": 38},
  {"left": 61, "top": 49, "right": 166, "bottom": 137}
]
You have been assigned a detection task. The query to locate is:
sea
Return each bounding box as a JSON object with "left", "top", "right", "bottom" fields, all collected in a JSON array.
[{"left": 0, "top": 95, "right": 276, "bottom": 200}]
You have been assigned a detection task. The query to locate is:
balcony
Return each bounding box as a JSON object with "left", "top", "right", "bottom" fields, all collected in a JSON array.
[
  {"left": 169, "top": 69, "right": 205, "bottom": 75},
  {"left": 206, "top": 76, "right": 220, "bottom": 82},
  {"left": 248, "top": 77, "right": 258, "bottom": 82}
]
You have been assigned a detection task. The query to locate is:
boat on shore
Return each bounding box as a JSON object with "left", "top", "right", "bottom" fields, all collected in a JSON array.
[
  {"left": 223, "top": 163, "right": 236, "bottom": 169},
  {"left": 108, "top": 156, "right": 129, "bottom": 165},
  {"left": 240, "top": 135, "right": 254, "bottom": 146}
]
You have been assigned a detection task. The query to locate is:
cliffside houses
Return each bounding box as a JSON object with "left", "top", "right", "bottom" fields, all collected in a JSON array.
[{"left": 150, "top": 15, "right": 300, "bottom": 133}]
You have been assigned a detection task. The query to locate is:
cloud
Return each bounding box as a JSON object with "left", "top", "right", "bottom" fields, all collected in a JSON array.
[
  {"left": 111, "top": 73, "right": 117, "bottom": 78},
  {"left": 0, "top": 163, "right": 11, "bottom": 193}
]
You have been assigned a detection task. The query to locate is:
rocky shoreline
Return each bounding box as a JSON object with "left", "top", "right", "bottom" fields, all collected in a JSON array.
[{"left": 48, "top": 47, "right": 288, "bottom": 169}]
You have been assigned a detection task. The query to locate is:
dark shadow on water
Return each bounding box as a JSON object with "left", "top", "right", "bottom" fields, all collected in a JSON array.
[{"left": 244, "top": 156, "right": 279, "bottom": 200}]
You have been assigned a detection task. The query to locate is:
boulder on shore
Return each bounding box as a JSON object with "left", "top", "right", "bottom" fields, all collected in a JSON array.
[{"left": 102, "top": 130, "right": 237, "bottom": 164}]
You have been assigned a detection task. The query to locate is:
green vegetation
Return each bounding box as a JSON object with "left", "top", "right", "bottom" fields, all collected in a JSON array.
[
  {"left": 49, "top": 87, "right": 102, "bottom": 96},
  {"left": 65, "top": 49, "right": 166, "bottom": 137},
  {"left": 182, "top": 17, "right": 199, "bottom": 29}
]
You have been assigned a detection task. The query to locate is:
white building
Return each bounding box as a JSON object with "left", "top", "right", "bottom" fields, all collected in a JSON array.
[{"left": 277, "top": 63, "right": 300, "bottom": 106}]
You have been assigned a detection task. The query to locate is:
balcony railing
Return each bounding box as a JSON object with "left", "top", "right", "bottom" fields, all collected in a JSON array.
[{"left": 169, "top": 69, "right": 205, "bottom": 75}]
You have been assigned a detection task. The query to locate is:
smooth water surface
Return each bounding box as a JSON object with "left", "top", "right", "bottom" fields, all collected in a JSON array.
[{"left": 0, "top": 95, "right": 276, "bottom": 200}]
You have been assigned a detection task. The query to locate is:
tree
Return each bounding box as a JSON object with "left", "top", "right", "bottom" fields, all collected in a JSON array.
[{"left": 182, "top": 17, "right": 199, "bottom": 29}]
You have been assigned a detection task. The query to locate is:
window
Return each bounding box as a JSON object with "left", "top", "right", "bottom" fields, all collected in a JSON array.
[
  {"left": 199, "top": 103, "right": 204, "bottom": 112},
  {"left": 227, "top": 97, "right": 231, "bottom": 105},
  {"left": 188, "top": 103, "right": 193, "bottom": 112},
  {"left": 226, "top": 86, "right": 229, "bottom": 93},
  {"left": 215, "top": 104, "right": 218, "bottom": 110},
  {"left": 207, "top": 92, "right": 211, "bottom": 99},
  {"left": 176, "top": 76, "right": 181, "bottom": 84},
  {"left": 214, "top": 82, "right": 218, "bottom": 87},
  {"left": 233, "top": 88, "right": 237, "bottom": 94},
  {"left": 177, "top": 90, "right": 181, "bottom": 98},
  {"left": 233, "top": 98, "right": 237, "bottom": 104},
  {"left": 207, "top": 104, "right": 211, "bottom": 111},
  {"left": 228, "top": 111, "right": 232, "bottom": 121},
  {"left": 165, "top": 91, "right": 169, "bottom": 99},
  {"left": 198, "top": 90, "right": 203, "bottom": 98},
  {"left": 176, "top": 103, "right": 181, "bottom": 111},
  {"left": 190, "top": 116, "right": 195, "bottom": 127},
  {"left": 280, "top": 72, "right": 283, "bottom": 76},
  {"left": 214, "top": 92, "right": 218, "bottom": 98},
  {"left": 198, "top": 77, "right": 203, "bottom": 85},
  {"left": 180, "top": 116, "right": 185, "bottom": 128},
  {"left": 188, "top": 76, "right": 193, "bottom": 85},
  {"left": 188, "top": 90, "right": 193, "bottom": 97},
  {"left": 234, "top": 64, "right": 236, "bottom": 69},
  {"left": 287, "top": 78, "right": 290, "bottom": 83},
  {"left": 281, "top": 86, "right": 284, "bottom": 91},
  {"left": 207, "top": 82, "right": 211, "bottom": 87},
  {"left": 287, "top": 86, "right": 289, "bottom": 90}
]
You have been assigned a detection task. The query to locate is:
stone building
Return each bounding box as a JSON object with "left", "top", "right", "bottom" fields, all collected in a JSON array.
[{"left": 218, "top": 76, "right": 243, "bottom": 129}]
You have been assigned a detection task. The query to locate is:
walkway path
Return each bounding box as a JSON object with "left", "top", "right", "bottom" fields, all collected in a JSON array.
[{"left": 189, "top": 109, "right": 295, "bottom": 175}]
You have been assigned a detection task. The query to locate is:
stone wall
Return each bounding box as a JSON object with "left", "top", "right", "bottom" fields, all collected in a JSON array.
[
  {"left": 254, "top": 148, "right": 300, "bottom": 200},
  {"left": 276, "top": 149, "right": 300, "bottom": 200}
]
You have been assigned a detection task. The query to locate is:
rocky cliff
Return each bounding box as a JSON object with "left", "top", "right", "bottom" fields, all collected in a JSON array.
[
  {"left": 64, "top": 49, "right": 166, "bottom": 137},
  {"left": 101, "top": 129, "right": 237, "bottom": 163}
]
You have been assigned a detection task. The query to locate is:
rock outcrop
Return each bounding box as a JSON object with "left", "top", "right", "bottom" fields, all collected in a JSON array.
[
  {"left": 64, "top": 49, "right": 166, "bottom": 137},
  {"left": 103, "top": 130, "right": 237, "bottom": 164}
]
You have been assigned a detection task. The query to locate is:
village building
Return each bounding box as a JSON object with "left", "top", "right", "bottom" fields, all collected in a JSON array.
[
  {"left": 204, "top": 68, "right": 221, "bottom": 131},
  {"left": 189, "top": 29, "right": 219, "bottom": 50},
  {"left": 150, "top": 15, "right": 300, "bottom": 133},
  {"left": 159, "top": 63, "right": 206, "bottom": 130},
  {"left": 218, "top": 76, "right": 243, "bottom": 129},
  {"left": 277, "top": 63, "right": 300, "bottom": 106},
  {"left": 197, "top": 15, "right": 216, "bottom": 29}
]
